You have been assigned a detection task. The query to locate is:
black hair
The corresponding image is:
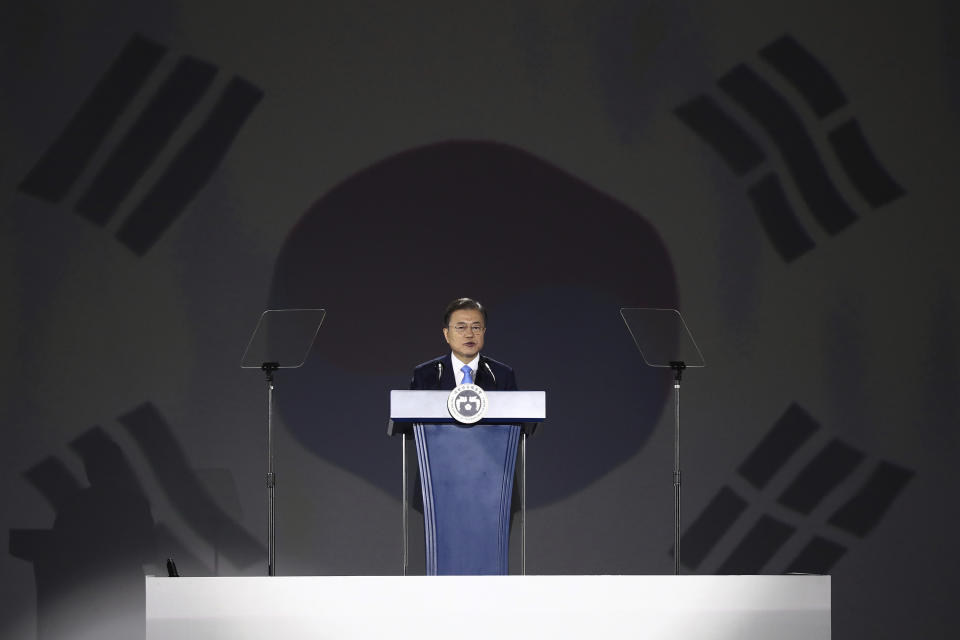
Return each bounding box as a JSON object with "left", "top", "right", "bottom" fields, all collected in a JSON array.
[{"left": 443, "top": 298, "right": 487, "bottom": 326}]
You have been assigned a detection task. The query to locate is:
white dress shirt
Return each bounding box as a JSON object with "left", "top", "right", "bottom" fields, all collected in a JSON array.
[{"left": 452, "top": 353, "right": 480, "bottom": 385}]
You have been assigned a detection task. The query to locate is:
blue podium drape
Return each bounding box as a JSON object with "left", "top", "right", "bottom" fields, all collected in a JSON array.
[{"left": 413, "top": 423, "right": 520, "bottom": 575}]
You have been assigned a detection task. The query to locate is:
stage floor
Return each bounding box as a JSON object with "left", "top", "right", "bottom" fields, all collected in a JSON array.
[{"left": 146, "top": 574, "right": 829, "bottom": 639}]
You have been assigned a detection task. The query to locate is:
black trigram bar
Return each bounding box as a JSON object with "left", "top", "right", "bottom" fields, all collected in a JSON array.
[
  {"left": 19, "top": 35, "right": 167, "bottom": 203},
  {"left": 778, "top": 438, "right": 865, "bottom": 515},
  {"left": 674, "top": 95, "right": 766, "bottom": 176},
  {"left": 738, "top": 403, "right": 819, "bottom": 489},
  {"left": 678, "top": 486, "right": 748, "bottom": 570},
  {"left": 747, "top": 173, "right": 816, "bottom": 262},
  {"left": 718, "top": 64, "right": 858, "bottom": 235},
  {"left": 829, "top": 119, "right": 906, "bottom": 209},
  {"left": 23, "top": 456, "right": 83, "bottom": 511},
  {"left": 75, "top": 56, "right": 217, "bottom": 225},
  {"left": 759, "top": 35, "right": 848, "bottom": 119},
  {"left": 785, "top": 535, "right": 847, "bottom": 574},
  {"left": 828, "top": 460, "right": 914, "bottom": 537},
  {"left": 118, "top": 402, "right": 265, "bottom": 566},
  {"left": 716, "top": 514, "right": 795, "bottom": 574},
  {"left": 69, "top": 426, "right": 146, "bottom": 492},
  {"left": 116, "top": 76, "right": 263, "bottom": 255}
]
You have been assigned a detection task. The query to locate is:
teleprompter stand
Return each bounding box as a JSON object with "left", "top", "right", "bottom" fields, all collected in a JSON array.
[
  {"left": 241, "top": 309, "right": 325, "bottom": 576},
  {"left": 621, "top": 308, "right": 705, "bottom": 575}
]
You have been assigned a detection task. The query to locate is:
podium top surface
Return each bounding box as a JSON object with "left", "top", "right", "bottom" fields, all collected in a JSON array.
[{"left": 390, "top": 390, "right": 545, "bottom": 423}]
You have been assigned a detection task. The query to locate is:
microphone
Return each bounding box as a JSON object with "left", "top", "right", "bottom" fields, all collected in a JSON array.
[
  {"left": 437, "top": 361, "right": 443, "bottom": 387},
  {"left": 483, "top": 361, "right": 496, "bottom": 385}
]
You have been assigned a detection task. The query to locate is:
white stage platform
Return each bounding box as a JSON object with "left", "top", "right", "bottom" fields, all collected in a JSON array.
[{"left": 146, "top": 574, "right": 830, "bottom": 639}]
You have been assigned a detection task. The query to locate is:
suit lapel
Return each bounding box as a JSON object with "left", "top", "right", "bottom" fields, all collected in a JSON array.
[
  {"left": 440, "top": 355, "right": 456, "bottom": 389},
  {"left": 475, "top": 356, "right": 493, "bottom": 390}
]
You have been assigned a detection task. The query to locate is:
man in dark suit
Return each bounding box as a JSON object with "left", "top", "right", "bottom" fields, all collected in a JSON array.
[
  {"left": 409, "top": 297, "right": 517, "bottom": 391},
  {"left": 406, "top": 298, "right": 521, "bottom": 574}
]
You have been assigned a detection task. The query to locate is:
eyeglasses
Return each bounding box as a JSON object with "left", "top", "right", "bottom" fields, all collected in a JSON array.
[{"left": 449, "top": 323, "right": 486, "bottom": 335}]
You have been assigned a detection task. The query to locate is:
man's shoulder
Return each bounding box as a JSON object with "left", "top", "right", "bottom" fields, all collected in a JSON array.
[
  {"left": 480, "top": 355, "right": 514, "bottom": 373},
  {"left": 413, "top": 355, "right": 447, "bottom": 372},
  {"left": 479, "top": 355, "right": 517, "bottom": 390}
]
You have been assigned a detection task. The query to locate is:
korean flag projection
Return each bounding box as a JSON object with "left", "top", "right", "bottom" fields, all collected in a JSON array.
[{"left": 269, "top": 141, "right": 678, "bottom": 505}]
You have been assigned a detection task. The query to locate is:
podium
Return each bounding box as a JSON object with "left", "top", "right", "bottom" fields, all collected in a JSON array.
[{"left": 389, "top": 390, "right": 545, "bottom": 575}]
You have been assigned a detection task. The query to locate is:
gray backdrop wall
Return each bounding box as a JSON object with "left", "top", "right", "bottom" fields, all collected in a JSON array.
[{"left": 2, "top": 1, "right": 958, "bottom": 638}]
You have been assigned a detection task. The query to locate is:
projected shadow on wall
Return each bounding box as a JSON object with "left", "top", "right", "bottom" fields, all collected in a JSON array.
[
  {"left": 9, "top": 404, "right": 264, "bottom": 639},
  {"left": 270, "top": 141, "right": 678, "bottom": 505},
  {"left": 10, "top": 428, "right": 155, "bottom": 639}
]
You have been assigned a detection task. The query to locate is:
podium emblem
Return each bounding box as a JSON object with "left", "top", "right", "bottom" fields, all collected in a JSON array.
[{"left": 447, "top": 384, "right": 487, "bottom": 424}]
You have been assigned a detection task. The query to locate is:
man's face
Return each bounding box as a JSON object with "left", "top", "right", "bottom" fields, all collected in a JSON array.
[{"left": 443, "top": 308, "right": 486, "bottom": 364}]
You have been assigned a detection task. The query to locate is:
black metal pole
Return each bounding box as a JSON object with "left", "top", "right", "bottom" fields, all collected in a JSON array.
[
  {"left": 522, "top": 430, "right": 527, "bottom": 576},
  {"left": 262, "top": 362, "right": 279, "bottom": 576},
  {"left": 670, "top": 361, "right": 686, "bottom": 576}
]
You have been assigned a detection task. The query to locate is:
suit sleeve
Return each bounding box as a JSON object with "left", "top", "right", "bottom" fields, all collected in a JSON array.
[
  {"left": 504, "top": 367, "right": 518, "bottom": 391},
  {"left": 410, "top": 362, "right": 438, "bottom": 390},
  {"left": 409, "top": 367, "right": 422, "bottom": 390}
]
